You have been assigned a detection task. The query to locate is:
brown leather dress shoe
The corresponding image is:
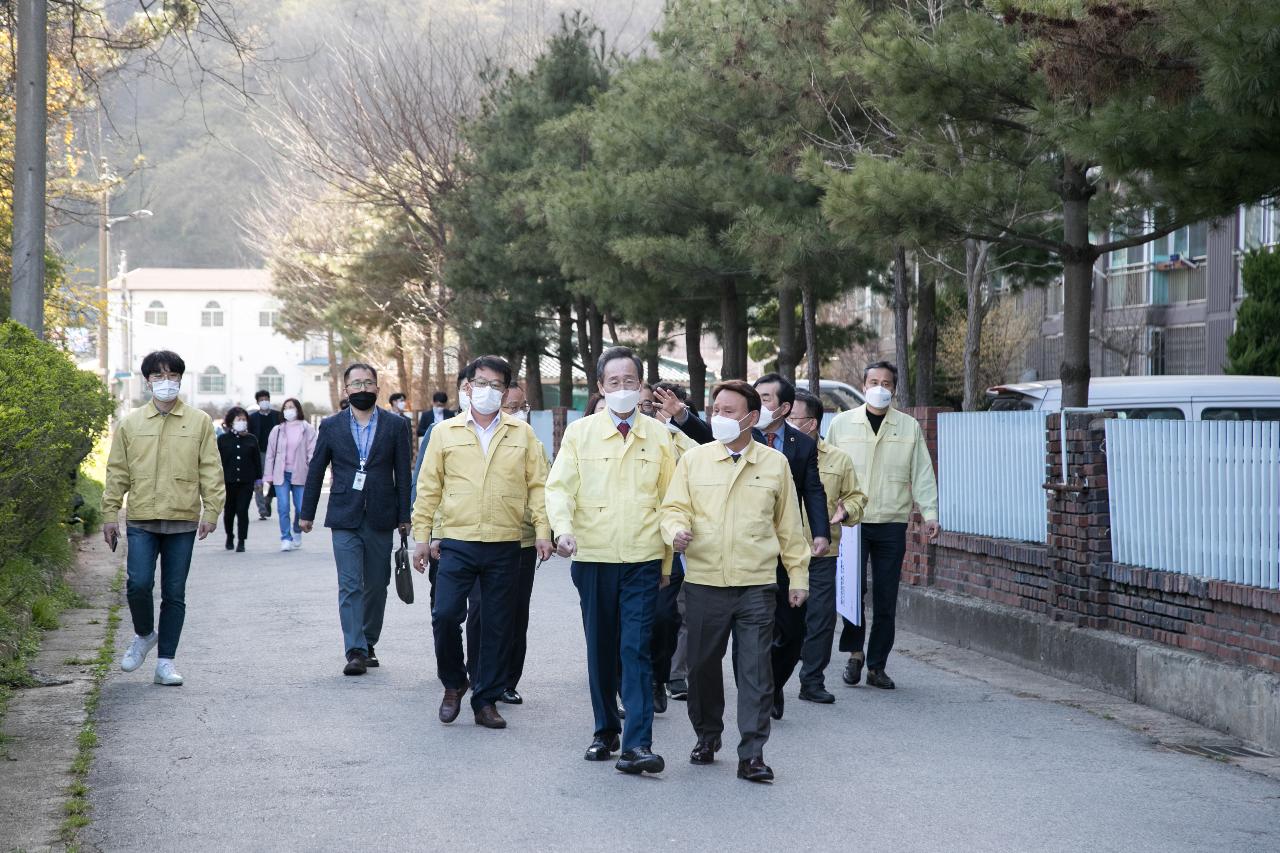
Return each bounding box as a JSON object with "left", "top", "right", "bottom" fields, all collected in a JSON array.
[
  {"left": 474, "top": 704, "right": 507, "bottom": 729},
  {"left": 737, "top": 757, "right": 774, "bottom": 783},
  {"left": 438, "top": 682, "right": 469, "bottom": 723}
]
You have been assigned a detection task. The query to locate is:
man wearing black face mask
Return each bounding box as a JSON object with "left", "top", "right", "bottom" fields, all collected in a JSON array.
[{"left": 300, "top": 363, "right": 412, "bottom": 676}]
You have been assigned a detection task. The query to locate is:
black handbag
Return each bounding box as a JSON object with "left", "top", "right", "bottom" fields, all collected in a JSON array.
[{"left": 394, "top": 531, "right": 414, "bottom": 604}]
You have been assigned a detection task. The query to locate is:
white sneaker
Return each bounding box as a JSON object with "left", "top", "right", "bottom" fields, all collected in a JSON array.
[
  {"left": 154, "top": 659, "right": 184, "bottom": 686},
  {"left": 290, "top": 535, "right": 302, "bottom": 550},
  {"left": 121, "top": 632, "right": 158, "bottom": 672},
  {"left": 280, "top": 540, "right": 293, "bottom": 552}
]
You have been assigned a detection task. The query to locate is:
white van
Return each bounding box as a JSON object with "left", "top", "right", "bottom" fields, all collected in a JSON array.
[{"left": 986, "top": 376, "right": 1280, "bottom": 421}]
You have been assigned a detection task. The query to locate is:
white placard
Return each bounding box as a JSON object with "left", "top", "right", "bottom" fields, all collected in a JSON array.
[{"left": 836, "top": 524, "right": 862, "bottom": 626}]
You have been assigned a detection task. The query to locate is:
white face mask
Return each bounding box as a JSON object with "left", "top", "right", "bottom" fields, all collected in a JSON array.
[
  {"left": 258, "top": 400, "right": 270, "bottom": 412},
  {"left": 395, "top": 400, "right": 406, "bottom": 412},
  {"left": 470, "top": 385, "right": 503, "bottom": 415},
  {"left": 510, "top": 409, "right": 529, "bottom": 423},
  {"left": 151, "top": 379, "right": 180, "bottom": 402},
  {"left": 604, "top": 388, "right": 641, "bottom": 415},
  {"left": 283, "top": 408, "right": 298, "bottom": 422},
  {"left": 711, "top": 413, "right": 749, "bottom": 444},
  {"left": 232, "top": 419, "right": 248, "bottom": 433},
  {"left": 756, "top": 405, "right": 779, "bottom": 431},
  {"left": 865, "top": 386, "right": 894, "bottom": 409},
  {"left": 457, "top": 390, "right": 470, "bottom": 412}
]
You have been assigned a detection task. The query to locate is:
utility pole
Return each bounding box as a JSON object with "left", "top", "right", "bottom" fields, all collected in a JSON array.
[
  {"left": 11, "top": 0, "right": 48, "bottom": 336},
  {"left": 98, "top": 161, "right": 112, "bottom": 378}
]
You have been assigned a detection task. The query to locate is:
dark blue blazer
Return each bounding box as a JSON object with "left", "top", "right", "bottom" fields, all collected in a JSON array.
[{"left": 301, "top": 408, "right": 411, "bottom": 531}]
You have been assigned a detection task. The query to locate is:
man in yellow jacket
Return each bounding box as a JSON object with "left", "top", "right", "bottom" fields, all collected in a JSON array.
[
  {"left": 825, "top": 361, "right": 940, "bottom": 691},
  {"left": 102, "top": 350, "right": 224, "bottom": 687},
  {"left": 776, "top": 390, "right": 868, "bottom": 706},
  {"left": 413, "top": 356, "right": 553, "bottom": 730},
  {"left": 661, "top": 380, "right": 810, "bottom": 784},
  {"left": 546, "top": 348, "right": 676, "bottom": 775}
]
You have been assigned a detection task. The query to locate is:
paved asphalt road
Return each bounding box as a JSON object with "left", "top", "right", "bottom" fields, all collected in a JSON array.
[{"left": 88, "top": 506, "right": 1280, "bottom": 852}]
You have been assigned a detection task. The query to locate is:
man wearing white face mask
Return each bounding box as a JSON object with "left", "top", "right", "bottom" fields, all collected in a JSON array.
[
  {"left": 217, "top": 406, "right": 263, "bottom": 552},
  {"left": 826, "top": 361, "right": 940, "bottom": 690},
  {"left": 248, "top": 390, "right": 281, "bottom": 520},
  {"left": 661, "top": 380, "right": 809, "bottom": 783},
  {"left": 546, "top": 347, "right": 676, "bottom": 773},
  {"left": 103, "top": 351, "right": 225, "bottom": 686},
  {"left": 413, "top": 356, "right": 553, "bottom": 730}
]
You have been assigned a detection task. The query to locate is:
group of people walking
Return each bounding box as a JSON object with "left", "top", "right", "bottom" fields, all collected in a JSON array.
[
  {"left": 101, "top": 346, "right": 939, "bottom": 784},
  {"left": 214, "top": 392, "right": 317, "bottom": 553}
]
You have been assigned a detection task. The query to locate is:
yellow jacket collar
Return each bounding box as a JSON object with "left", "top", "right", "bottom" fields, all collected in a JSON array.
[
  {"left": 145, "top": 399, "right": 187, "bottom": 419},
  {"left": 590, "top": 410, "right": 656, "bottom": 442}
]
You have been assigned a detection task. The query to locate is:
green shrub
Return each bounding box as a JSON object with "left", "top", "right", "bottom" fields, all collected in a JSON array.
[
  {"left": 75, "top": 472, "right": 105, "bottom": 534},
  {"left": 1227, "top": 249, "right": 1280, "bottom": 375},
  {"left": 0, "top": 320, "right": 114, "bottom": 561}
]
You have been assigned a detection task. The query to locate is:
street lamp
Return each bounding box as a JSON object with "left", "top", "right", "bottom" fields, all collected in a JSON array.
[{"left": 97, "top": 162, "right": 153, "bottom": 380}]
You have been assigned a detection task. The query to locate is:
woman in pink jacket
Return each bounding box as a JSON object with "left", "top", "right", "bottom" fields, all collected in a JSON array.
[{"left": 263, "top": 397, "right": 317, "bottom": 552}]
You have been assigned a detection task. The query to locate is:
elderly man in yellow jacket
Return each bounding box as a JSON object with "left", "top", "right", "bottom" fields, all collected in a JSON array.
[
  {"left": 546, "top": 347, "right": 676, "bottom": 775},
  {"left": 661, "top": 379, "right": 810, "bottom": 784},
  {"left": 413, "top": 356, "right": 553, "bottom": 731},
  {"left": 825, "top": 361, "right": 940, "bottom": 691},
  {"left": 102, "top": 350, "right": 225, "bottom": 688}
]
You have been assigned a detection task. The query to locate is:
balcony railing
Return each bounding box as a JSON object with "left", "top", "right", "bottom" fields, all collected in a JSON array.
[{"left": 1106, "top": 265, "right": 1149, "bottom": 308}]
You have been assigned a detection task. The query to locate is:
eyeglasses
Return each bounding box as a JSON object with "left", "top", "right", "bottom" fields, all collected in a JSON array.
[
  {"left": 345, "top": 380, "right": 377, "bottom": 391},
  {"left": 147, "top": 372, "right": 181, "bottom": 382},
  {"left": 638, "top": 402, "right": 657, "bottom": 414},
  {"left": 601, "top": 377, "right": 641, "bottom": 391},
  {"left": 502, "top": 403, "right": 531, "bottom": 413},
  {"left": 470, "top": 378, "right": 506, "bottom": 391}
]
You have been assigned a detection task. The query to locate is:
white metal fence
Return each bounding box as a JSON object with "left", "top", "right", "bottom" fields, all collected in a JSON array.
[
  {"left": 938, "top": 411, "right": 1047, "bottom": 543},
  {"left": 1106, "top": 420, "right": 1280, "bottom": 589}
]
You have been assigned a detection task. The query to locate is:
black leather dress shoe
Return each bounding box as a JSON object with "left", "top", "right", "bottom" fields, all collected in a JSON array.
[
  {"left": 843, "top": 653, "right": 864, "bottom": 686},
  {"left": 737, "top": 757, "right": 774, "bottom": 783},
  {"left": 799, "top": 686, "right": 836, "bottom": 704},
  {"left": 343, "top": 651, "right": 367, "bottom": 676},
  {"left": 585, "top": 734, "right": 620, "bottom": 761},
  {"left": 866, "top": 669, "right": 896, "bottom": 690},
  {"left": 770, "top": 689, "right": 784, "bottom": 720},
  {"left": 365, "top": 645, "right": 379, "bottom": 667},
  {"left": 616, "top": 747, "right": 665, "bottom": 775},
  {"left": 689, "top": 736, "right": 721, "bottom": 765},
  {"left": 653, "top": 682, "right": 668, "bottom": 714},
  {"left": 668, "top": 679, "right": 688, "bottom": 701},
  {"left": 474, "top": 704, "right": 507, "bottom": 729},
  {"left": 499, "top": 688, "right": 523, "bottom": 704}
]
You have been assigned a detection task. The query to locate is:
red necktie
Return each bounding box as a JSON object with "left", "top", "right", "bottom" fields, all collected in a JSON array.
[{"left": 618, "top": 422, "right": 630, "bottom": 439}]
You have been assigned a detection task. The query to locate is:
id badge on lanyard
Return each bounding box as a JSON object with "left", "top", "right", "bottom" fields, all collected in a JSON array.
[{"left": 353, "top": 459, "right": 367, "bottom": 491}]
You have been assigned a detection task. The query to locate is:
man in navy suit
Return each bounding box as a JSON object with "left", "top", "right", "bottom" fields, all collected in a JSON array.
[
  {"left": 751, "top": 373, "right": 830, "bottom": 720},
  {"left": 300, "top": 363, "right": 412, "bottom": 676},
  {"left": 416, "top": 390, "right": 455, "bottom": 438}
]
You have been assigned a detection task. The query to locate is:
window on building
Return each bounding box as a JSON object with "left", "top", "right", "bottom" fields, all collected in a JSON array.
[
  {"left": 201, "top": 300, "right": 224, "bottom": 327},
  {"left": 144, "top": 300, "right": 167, "bottom": 326},
  {"left": 1242, "top": 205, "right": 1268, "bottom": 250},
  {"left": 198, "top": 366, "right": 225, "bottom": 395},
  {"left": 256, "top": 366, "right": 284, "bottom": 395},
  {"left": 259, "top": 309, "right": 279, "bottom": 328}
]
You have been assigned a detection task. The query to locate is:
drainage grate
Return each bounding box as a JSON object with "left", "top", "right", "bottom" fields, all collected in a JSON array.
[{"left": 1161, "top": 742, "right": 1272, "bottom": 759}]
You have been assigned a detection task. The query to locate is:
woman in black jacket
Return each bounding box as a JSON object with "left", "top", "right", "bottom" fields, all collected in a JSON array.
[{"left": 218, "top": 406, "right": 263, "bottom": 552}]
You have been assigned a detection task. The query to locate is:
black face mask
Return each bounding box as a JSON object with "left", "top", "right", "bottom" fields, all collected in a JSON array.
[{"left": 349, "top": 391, "right": 377, "bottom": 411}]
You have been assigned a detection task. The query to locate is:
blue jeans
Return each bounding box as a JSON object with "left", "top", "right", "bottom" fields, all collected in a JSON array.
[
  {"left": 571, "top": 560, "right": 661, "bottom": 751},
  {"left": 277, "top": 472, "right": 306, "bottom": 541},
  {"left": 125, "top": 526, "right": 197, "bottom": 659},
  {"left": 330, "top": 517, "right": 393, "bottom": 656}
]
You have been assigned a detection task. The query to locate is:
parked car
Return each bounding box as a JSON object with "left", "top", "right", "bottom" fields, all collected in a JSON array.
[
  {"left": 985, "top": 376, "right": 1280, "bottom": 421},
  {"left": 818, "top": 379, "right": 866, "bottom": 412}
]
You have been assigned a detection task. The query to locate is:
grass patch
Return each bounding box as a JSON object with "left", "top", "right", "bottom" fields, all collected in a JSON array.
[{"left": 59, "top": 566, "right": 122, "bottom": 849}]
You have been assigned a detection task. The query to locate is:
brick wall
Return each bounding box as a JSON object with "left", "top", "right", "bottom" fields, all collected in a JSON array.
[{"left": 900, "top": 408, "right": 1280, "bottom": 675}]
